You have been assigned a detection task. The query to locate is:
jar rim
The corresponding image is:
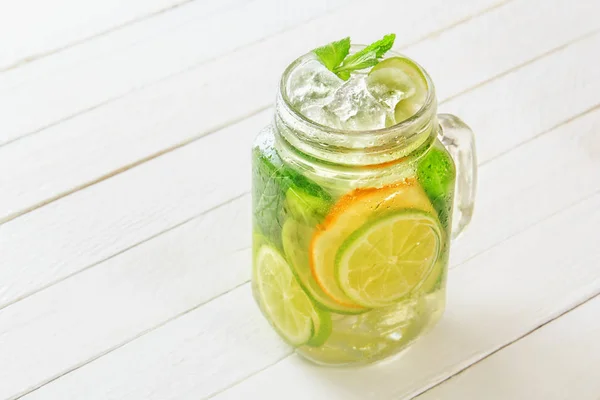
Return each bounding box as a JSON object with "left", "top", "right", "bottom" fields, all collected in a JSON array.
[{"left": 278, "top": 45, "right": 437, "bottom": 139}]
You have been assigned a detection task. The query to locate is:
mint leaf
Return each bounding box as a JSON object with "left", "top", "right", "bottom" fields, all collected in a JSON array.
[
  {"left": 363, "top": 33, "right": 396, "bottom": 58},
  {"left": 334, "top": 50, "right": 378, "bottom": 73},
  {"left": 335, "top": 34, "right": 396, "bottom": 79},
  {"left": 312, "top": 37, "right": 350, "bottom": 72},
  {"left": 312, "top": 34, "right": 396, "bottom": 80},
  {"left": 252, "top": 133, "right": 332, "bottom": 250},
  {"left": 337, "top": 71, "right": 350, "bottom": 81}
]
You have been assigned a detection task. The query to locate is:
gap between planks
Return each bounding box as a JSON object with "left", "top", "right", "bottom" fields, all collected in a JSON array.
[
  {"left": 0, "top": 0, "right": 357, "bottom": 148},
  {"left": 0, "top": 192, "right": 247, "bottom": 313},
  {"left": 1, "top": 26, "right": 598, "bottom": 312},
  {"left": 2, "top": 0, "right": 539, "bottom": 318},
  {"left": 0, "top": 0, "right": 223, "bottom": 74},
  {"left": 12, "top": 115, "right": 600, "bottom": 399},
  {"left": 0, "top": 0, "right": 508, "bottom": 148},
  {"left": 201, "top": 187, "right": 600, "bottom": 400},
  {"left": 3, "top": 0, "right": 580, "bottom": 229},
  {"left": 12, "top": 278, "right": 255, "bottom": 400},
  {"left": 410, "top": 290, "right": 600, "bottom": 399}
]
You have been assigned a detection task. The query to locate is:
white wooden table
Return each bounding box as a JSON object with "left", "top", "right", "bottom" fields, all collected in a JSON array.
[{"left": 1, "top": 0, "right": 600, "bottom": 398}]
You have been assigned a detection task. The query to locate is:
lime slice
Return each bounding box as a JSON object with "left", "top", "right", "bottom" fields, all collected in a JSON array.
[
  {"left": 255, "top": 244, "right": 316, "bottom": 346},
  {"left": 418, "top": 254, "right": 444, "bottom": 295},
  {"left": 282, "top": 219, "right": 365, "bottom": 315},
  {"left": 335, "top": 210, "right": 442, "bottom": 308},
  {"left": 306, "top": 307, "right": 332, "bottom": 347},
  {"left": 310, "top": 179, "right": 437, "bottom": 307},
  {"left": 368, "top": 56, "right": 428, "bottom": 123}
]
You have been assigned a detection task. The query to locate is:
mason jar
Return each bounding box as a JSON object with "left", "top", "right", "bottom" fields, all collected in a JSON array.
[{"left": 251, "top": 47, "right": 477, "bottom": 366}]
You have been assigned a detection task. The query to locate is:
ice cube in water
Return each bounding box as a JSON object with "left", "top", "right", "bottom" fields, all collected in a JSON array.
[
  {"left": 286, "top": 58, "right": 414, "bottom": 131},
  {"left": 325, "top": 75, "right": 392, "bottom": 131},
  {"left": 287, "top": 58, "right": 343, "bottom": 108},
  {"left": 367, "top": 81, "right": 415, "bottom": 111}
]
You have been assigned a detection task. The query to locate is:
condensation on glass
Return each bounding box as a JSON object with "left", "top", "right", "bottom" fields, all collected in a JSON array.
[{"left": 251, "top": 49, "right": 477, "bottom": 366}]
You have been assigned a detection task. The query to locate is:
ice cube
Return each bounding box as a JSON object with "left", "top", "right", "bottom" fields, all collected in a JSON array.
[
  {"left": 300, "top": 104, "right": 342, "bottom": 129},
  {"left": 287, "top": 58, "right": 343, "bottom": 108},
  {"left": 367, "top": 81, "right": 414, "bottom": 110},
  {"left": 324, "top": 75, "right": 392, "bottom": 131}
]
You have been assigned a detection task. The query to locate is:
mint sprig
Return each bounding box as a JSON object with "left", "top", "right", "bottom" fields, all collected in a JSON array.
[
  {"left": 312, "top": 34, "right": 396, "bottom": 80},
  {"left": 312, "top": 37, "right": 351, "bottom": 72}
]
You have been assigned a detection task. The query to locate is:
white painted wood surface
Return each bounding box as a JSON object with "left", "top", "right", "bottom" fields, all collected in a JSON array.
[
  {"left": 0, "top": 0, "right": 207, "bottom": 71},
  {"left": 416, "top": 295, "right": 600, "bottom": 400},
  {"left": 0, "top": 0, "right": 599, "bottom": 399}
]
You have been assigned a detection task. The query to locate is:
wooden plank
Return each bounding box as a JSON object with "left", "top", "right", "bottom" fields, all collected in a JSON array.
[
  {"left": 416, "top": 295, "right": 600, "bottom": 400},
  {"left": 0, "top": 0, "right": 518, "bottom": 306},
  {"left": 22, "top": 178, "right": 600, "bottom": 400},
  {"left": 441, "top": 30, "right": 600, "bottom": 162},
  {"left": 20, "top": 285, "right": 291, "bottom": 400},
  {"left": 0, "top": 196, "right": 254, "bottom": 398},
  {"left": 0, "top": 0, "right": 495, "bottom": 146},
  {"left": 0, "top": 0, "right": 226, "bottom": 71},
  {"left": 6, "top": 99, "right": 600, "bottom": 400},
  {"left": 1, "top": 24, "right": 599, "bottom": 319},
  {"left": 450, "top": 103, "right": 600, "bottom": 264},
  {"left": 210, "top": 196, "right": 600, "bottom": 400},
  {"left": 405, "top": 1, "right": 600, "bottom": 101},
  {"left": 1, "top": 0, "right": 598, "bottom": 225},
  {"left": 0, "top": 111, "right": 265, "bottom": 308}
]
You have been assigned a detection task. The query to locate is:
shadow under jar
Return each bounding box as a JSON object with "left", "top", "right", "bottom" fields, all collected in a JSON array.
[{"left": 251, "top": 47, "right": 477, "bottom": 366}]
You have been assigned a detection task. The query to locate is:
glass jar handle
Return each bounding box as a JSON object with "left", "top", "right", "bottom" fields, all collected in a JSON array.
[{"left": 438, "top": 114, "right": 477, "bottom": 239}]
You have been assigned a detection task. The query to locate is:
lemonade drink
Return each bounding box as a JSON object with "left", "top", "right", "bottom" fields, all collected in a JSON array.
[{"left": 251, "top": 35, "right": 475, "bottom": 365}]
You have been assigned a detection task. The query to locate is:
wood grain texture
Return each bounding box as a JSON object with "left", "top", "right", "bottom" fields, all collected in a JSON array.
[
  {"left": 0, "top": 195, "right": 253, "bottom": 399},
  {"left": 0, "top": 17, "right": 598, "bottom": 343},
  {"left": 2, "top": 28, "right": 599, "bottom": 312},
  {"left": 416, "top": 295, "right": 600, "bottom": 400},
  {"left": 0, "top": 0, "right": 522, "bottom": 308},
  {"left": 23, "top": 174, "right": 600, "bottom": 400},
  {"left": 22, "top": 285, "right": 292, "bottom": 400},
  {"left": 0, "top": 0, "right": 207, "bottom": 71},
  {"left": 0, "top": 0, "right": 504, "bottom": 221},
  {"left": 1, "top": 0, "right": 599, "bottom": 398},
  {"left": 441, "top": 31, "right": 600, "bottom": 163},
  {"left": 212, "top": 194, "right": 600, "bottom": 400},
  {"left": 1, "top": 0, "right": 596, "bottom": 224},
  {"left": 0, "top": 0, "right": 348, "bottom": 145},
  {"left": 5, "top": 89, "right": 600, "bottom": 400},
  {"left": 0, "top": 112, "right": 265, "bottom": 309}
]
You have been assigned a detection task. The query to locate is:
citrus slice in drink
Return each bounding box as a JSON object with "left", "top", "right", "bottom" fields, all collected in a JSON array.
[
  {"left": 418, "top": 252, "right": 445, "bottom": 295},
  {"left": 368, "top": 56, "right": 428, "bottom": 123},
  {"left": 282, "top": 218, "right": 364, "bottom": 314},
  {"left": 335, "top": 210, "right": 442, "bottom": 307},
  {"left": 310, "top": 178, "right": 437, "bottom": 307},
  {"left": 306, "top": 307, "right": 332, "bottom": 347},
  {"left": 255, "top": 244, "right": 316, "bottom": 346}
]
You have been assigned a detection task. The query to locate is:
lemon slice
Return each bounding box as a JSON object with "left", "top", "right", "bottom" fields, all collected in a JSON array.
[
  {"left": 282, "top": 219, "right": 364, "bottom": 315},
  {"left": 255, "top": 244, "right": 315, "bottom": 346},
  {"left": 310, "top": 179, "right": 436, "bottom": 307},
  {"left": 335, "top": 211, "right": 442, "bottom": 308}
]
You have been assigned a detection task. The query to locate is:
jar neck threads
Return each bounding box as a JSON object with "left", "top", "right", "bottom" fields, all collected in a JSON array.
[{"left": 275, "top": 51, "right": 438, "bottom": 168}]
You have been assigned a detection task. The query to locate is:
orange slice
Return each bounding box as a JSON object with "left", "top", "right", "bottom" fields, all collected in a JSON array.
[{"left": 309, "top": 178, "right": 436, "bottom": 307}]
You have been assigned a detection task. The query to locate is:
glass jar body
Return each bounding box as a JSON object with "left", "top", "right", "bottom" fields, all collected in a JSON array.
[{"left": 251, "top": 120, "right": 456, "bottom": 366}]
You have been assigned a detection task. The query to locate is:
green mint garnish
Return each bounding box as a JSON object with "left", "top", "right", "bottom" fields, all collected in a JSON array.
[
  {"left": 312, "top": 37, "right": 351, "bottom": 72},
  {"left": 312, "top": 34, "right": 396, "bottom": 80}
]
